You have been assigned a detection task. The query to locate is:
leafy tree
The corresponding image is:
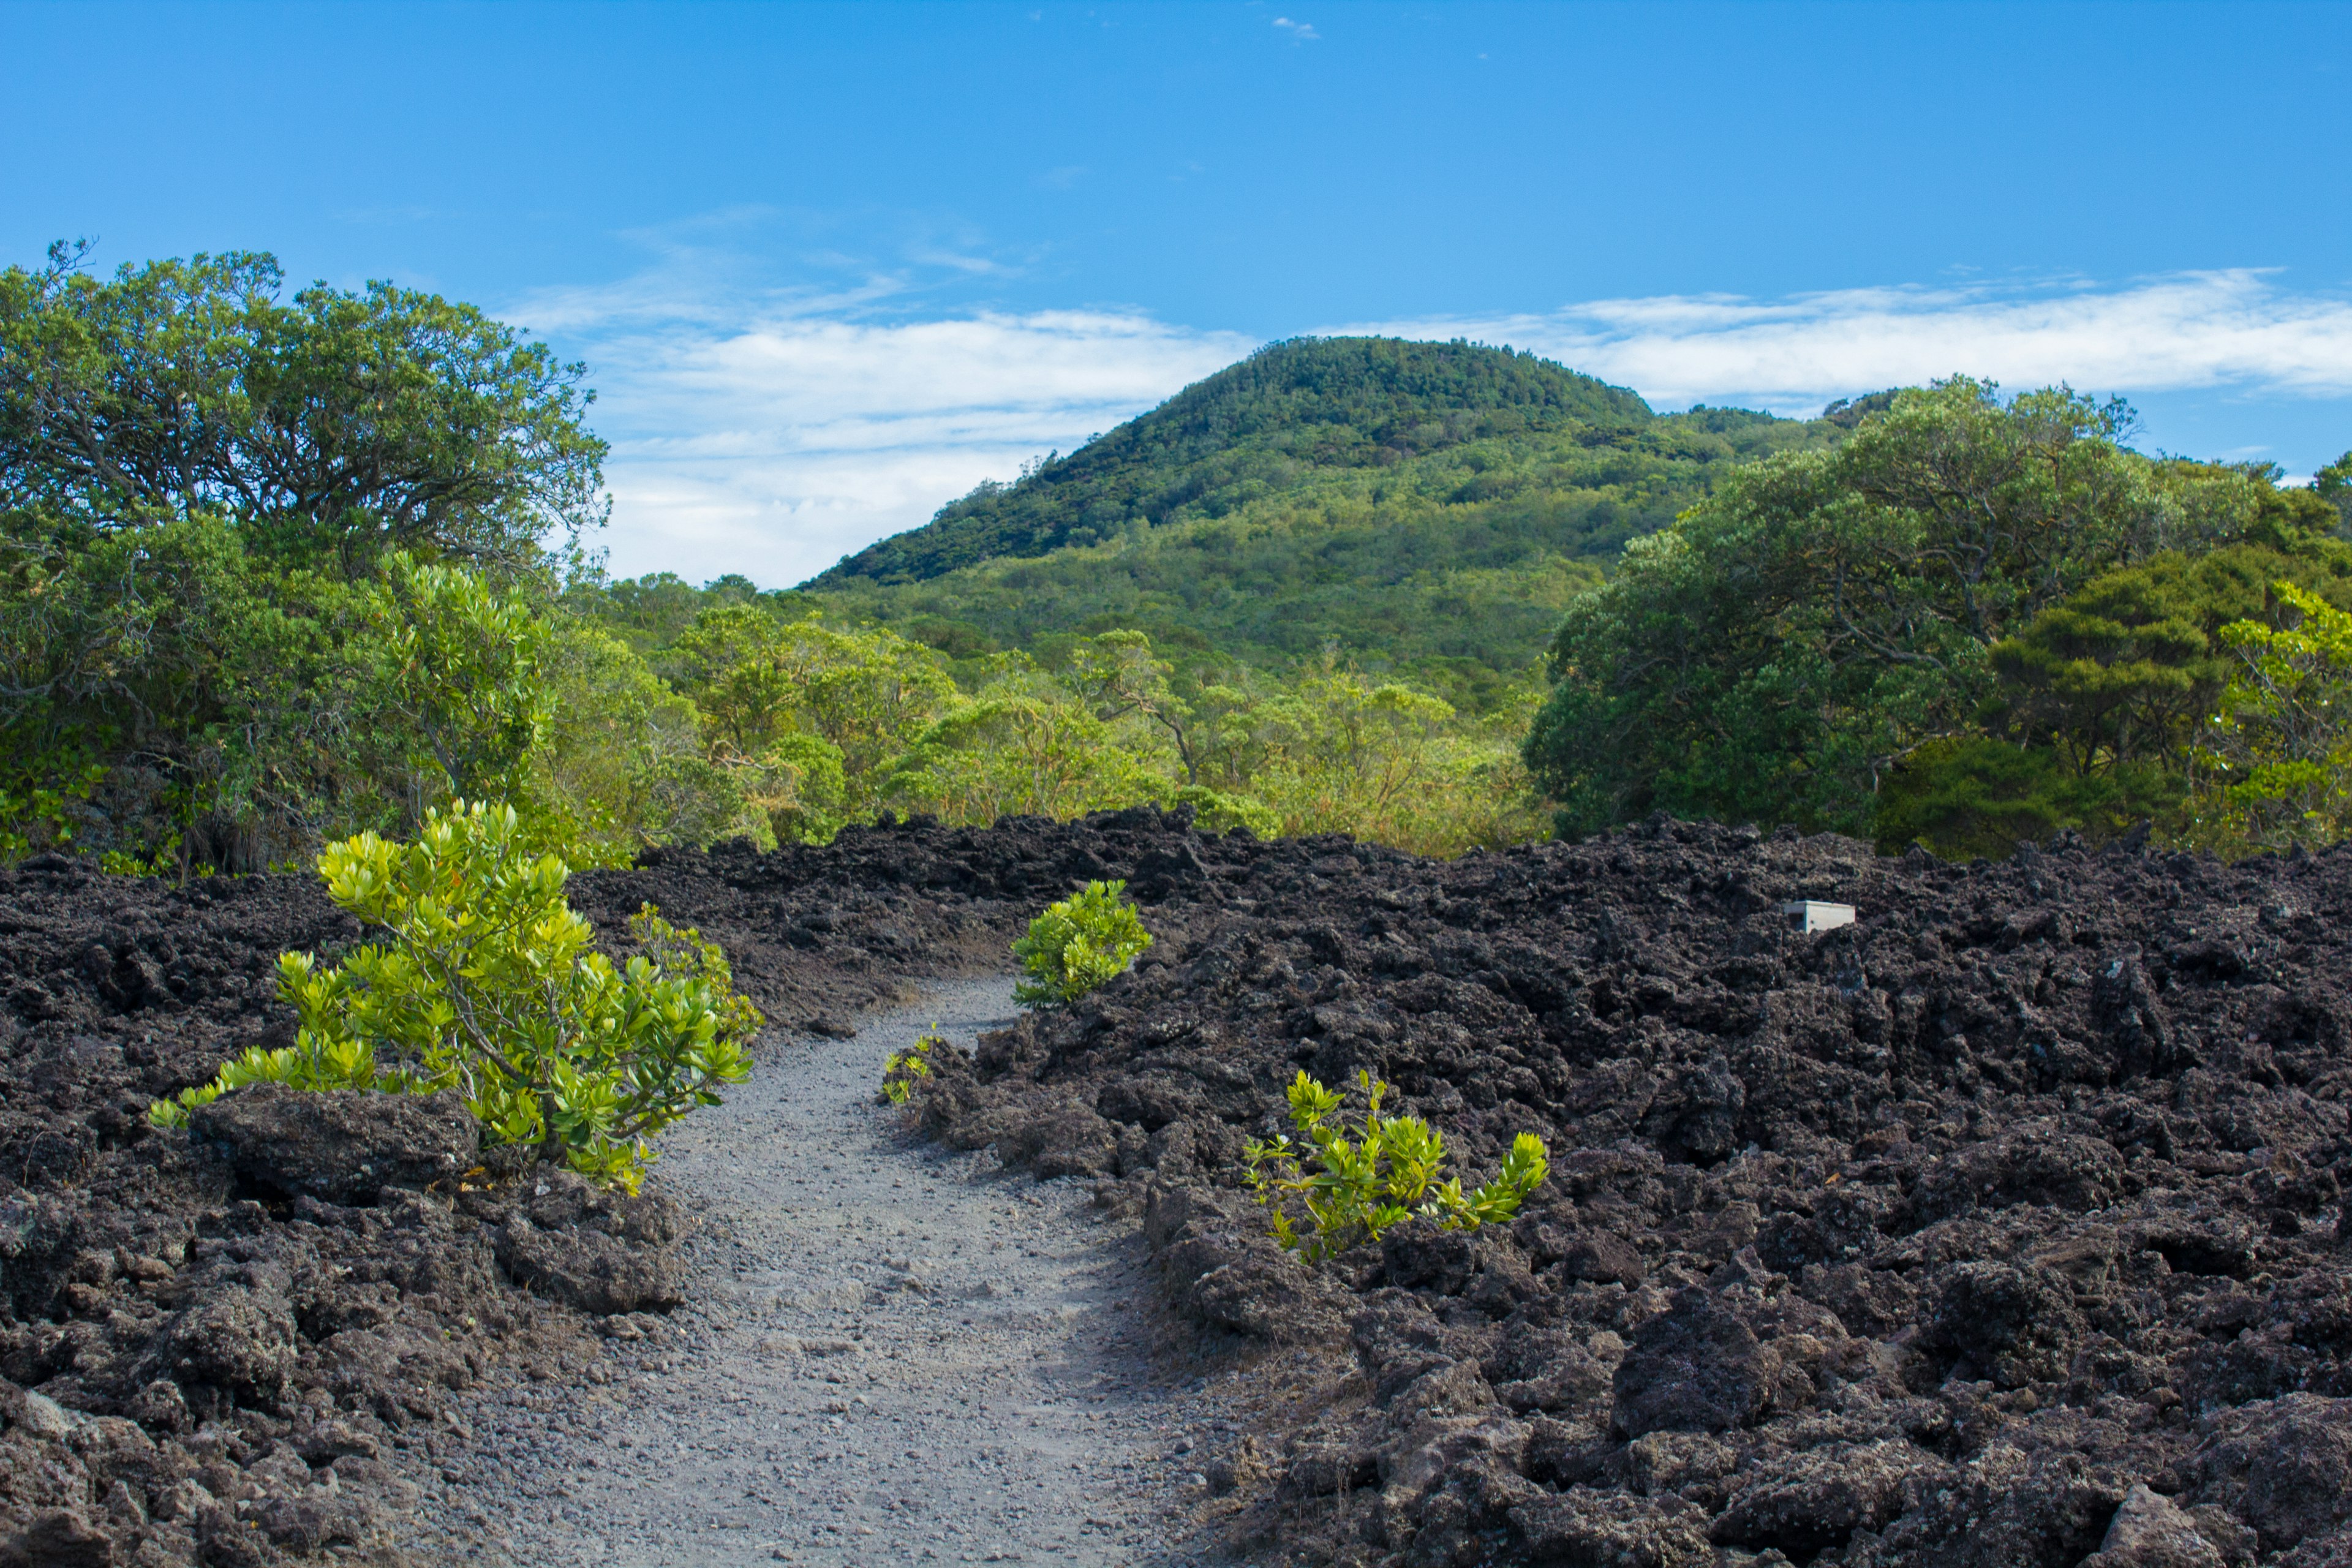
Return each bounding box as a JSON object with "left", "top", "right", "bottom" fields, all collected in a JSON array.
[
  {"left": 529, "top": 619, "right": 769, "bottom": 859},
  {"left": 364, "top": 553, "right": 554, "bottom": 808},
  {"left": 0, "top": 243, "right": 607, "bottom": 571},
  {"left": 882, "top": 652, "right": 1177, "bottom": 824},
  {"left": 1881, "top": 541, "right": 2352, "bottom": 855},
  {"left": 1526, "top": 380, "right": 2317, "bottom": 839},
  {"left": 673, "top": 607, "right": 955, "bottom": 797},
  {"left": 2319, "top": 450, "right": 2352, "bottom": 533}
]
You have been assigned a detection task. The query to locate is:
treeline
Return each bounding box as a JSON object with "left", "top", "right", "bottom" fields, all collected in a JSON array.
[
  {"left": 1524, "top": 377, "right": 2352, "bottom": 856},
  {"left": 12, "top": 244, "right": 2352, "bottom": 876},
  {"left": 0, "top": 247, "right": 1534, "bottom": 873}
]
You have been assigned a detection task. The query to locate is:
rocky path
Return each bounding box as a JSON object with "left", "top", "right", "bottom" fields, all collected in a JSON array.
[{"left": 432, "top": 979, "right": 1223, "bottom": 1567}]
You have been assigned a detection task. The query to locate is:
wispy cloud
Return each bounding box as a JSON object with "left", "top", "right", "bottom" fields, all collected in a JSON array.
[
  {"left": 522, "top": 262, "right": 2352, "bottom": 590},
  {"left": 1346, "top": 271, "right": 2352, "bottom": 416},
  {"left": 1273, "top": 16, "right": 1319, "bottom": 42},
  {"left": 525, "top": 294, "right": 1250, "bottom": 586}
]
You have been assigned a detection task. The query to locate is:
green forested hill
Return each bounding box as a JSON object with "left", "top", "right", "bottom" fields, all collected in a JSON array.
[
  {"left": 800, "top": 337, "right": 1841, "bottom": 703},
  {"left": 814, "top": 337, "right": 1658, "bottom": 584}
]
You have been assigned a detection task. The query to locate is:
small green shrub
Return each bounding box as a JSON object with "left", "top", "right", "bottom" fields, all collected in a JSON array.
[
  {"left": 1245, "top": 1069, "right": 1549, "bottom": 1262},
  {"left": 879, "top": 1027, "right": 948, "bottom": 1105},
  {"left": 149, "top": 799, "right": 758, "bottom": 1192},
  {"left": 1170, "top": 785, "right": 1281, "bottom": 838},
  {"left": 1010, "top": 879, "right": 1153, "bottom": 1006}
]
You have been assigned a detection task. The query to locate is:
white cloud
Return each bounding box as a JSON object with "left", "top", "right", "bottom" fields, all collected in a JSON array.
[
  {"left": 531, "top": 303, "right": 1252, "bottom": 586},
  {"left": 1273, "top": 16, "right": 1319, "bottom": 41},
  {"left": 1343, "top": 271, "right": 2352, "bottom": 416},
  {"left": 525, "top": 266, "right": 2352, "bottom": 589}
]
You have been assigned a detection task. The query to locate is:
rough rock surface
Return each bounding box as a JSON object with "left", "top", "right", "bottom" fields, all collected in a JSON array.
[
  {"left": 190, "top": 1085, "right": 480, "bottom": 1204},
  {"left": 12, "top": 805, "right": 2352, "bottom": 1567},
  {"left": 889, "top": 813, "right": 2352, "bottom": 1567}
]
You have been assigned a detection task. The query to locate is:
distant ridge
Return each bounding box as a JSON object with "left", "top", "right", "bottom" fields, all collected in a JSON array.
[{"left": 807, "top": 336, "right": 1655, "bottom": 587}]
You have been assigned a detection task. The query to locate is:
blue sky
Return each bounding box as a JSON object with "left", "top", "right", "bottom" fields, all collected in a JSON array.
[{"left": 6, "top": 0, "right": 2350, "bottom": 584}]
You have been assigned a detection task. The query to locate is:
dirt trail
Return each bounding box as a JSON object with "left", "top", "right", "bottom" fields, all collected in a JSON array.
[{"left": 431, "top": 979, "right": 1221, "bottom": 1567}]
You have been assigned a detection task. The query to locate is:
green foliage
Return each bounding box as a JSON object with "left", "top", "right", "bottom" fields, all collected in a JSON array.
[
  {"left": 1010, "top": 880, "right": 1154, "bottom": 1007},
  {"left": 1169, "top": 785, "right": 1281, "bottom": 838},
  {"left": 2317, "top": 450, "right": 2351, "bottom": 534},
  {"left": 0, "top": 764, "right": 101, "bottom": 860},
  {"left": 802, "top": 342, "right": 1833, "bottom": 698},
  {"left": 1243, "top": 1069, "right": 1550, "bottom": 1262},
  {"left": 671, "top": 606, "right": 951, "bottom": 840},
  {"left": 1, "top": 241, "right": 607, "bottom": 570},
  {"left": 879, "top": 1028, "right": 948, "bottom": 1106},
  {"left": 149, "top": 801, "right": 757, "bottom": 1192},
  {"left": 1877, "top": 543, "right": 2352, "bottom": 856},
  {"left": 1526, "top": 379, "right": 2336, "bottom": 841},
  {"left": 2189, "top": 581, "right": 2352, "bottom": 851},
  {"left": 816, "top": 337, "right": 1656, "bottom": 584},
  {"left": 1874, "top": 739, "right": 2184, "bottom": 860}
]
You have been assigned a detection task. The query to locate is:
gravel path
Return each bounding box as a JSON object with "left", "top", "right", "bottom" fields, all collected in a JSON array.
[{"left": 436, "top": 978, "right": 1222, "bottom": 1567}]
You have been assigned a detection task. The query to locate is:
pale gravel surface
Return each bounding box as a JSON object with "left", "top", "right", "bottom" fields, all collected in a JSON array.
[{"left": 428, "top": 978, "right": 1231, "bottom": 1567}]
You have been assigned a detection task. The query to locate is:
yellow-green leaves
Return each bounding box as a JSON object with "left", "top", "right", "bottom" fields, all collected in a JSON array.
[
  {"left": 2192, "top": 581, "right": 2352, "bottom": 852},
  {"left": 147, "top": 799, "right": 758, "bottom": 1191},
  {"left": 1244, "top": 1068, "right": 1548, "bottom": 1261},
  {"left": 1010, "top": 881, "right": 1154, "bottom": 1008},
  {"left": 879, "top": 1028, "right": 948, "bottom": 1105}
]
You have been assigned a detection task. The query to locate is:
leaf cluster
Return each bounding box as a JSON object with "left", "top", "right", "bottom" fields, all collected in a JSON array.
[
  {"left": 1244, "top": 1069, "right": 1549, "bottom": 1262},
  {"left": 878, "top": 1028, "right": 948, "bottom": 1106},
  {"left": 1009, "top": 880, "right": 1154, "bottom": 1007}
]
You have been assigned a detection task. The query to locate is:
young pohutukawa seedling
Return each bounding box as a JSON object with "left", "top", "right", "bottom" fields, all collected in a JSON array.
[
  {"left": 1244, "top": 1069, "right": 1548, "bottom": 1262},
  {"left": 880, "top": 1027, "right": 949, "bottom": 1105},
  {"left": 1010, "top": 879, "right": 1153, "bottom": 1006},
  {"left": 150, "top": 799, "right": 759, "bottom": 1193}
]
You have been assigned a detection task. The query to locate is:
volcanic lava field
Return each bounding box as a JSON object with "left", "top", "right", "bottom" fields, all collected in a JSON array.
[{"left": 4, "top": 807, "right": 2351, "bottom": 1567}]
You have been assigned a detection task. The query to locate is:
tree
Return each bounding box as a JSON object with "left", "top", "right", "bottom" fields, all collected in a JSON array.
[
  {"left": 1525, "top": 379, "right": 2315, "bottom": 838},
  {"left": 2319, "top": 450, "right": 2352, "bottom": 533},
  {"left": 0, "top": 243, "right": 607, "bottom": 571},
  {"left": 1880, "top": 541, "right": 2352, "bottom": 856}
]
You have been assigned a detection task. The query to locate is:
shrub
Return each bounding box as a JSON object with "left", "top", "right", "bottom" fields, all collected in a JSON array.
[
  {"left": 149, "top": 799, "right": 758, "bottom": 1191},
  {"left": 1170, "top": 785, "right": 1280, "bottom": 838},
  {"left": 1245, "top": 1069, "right": 1549, "bottom": 1262},
  {"left": 879, "top": 1028, "right": 948, "bottom": 1105},
  {"left": 1010, "top": 880, "right": 1153, "bottom": 1006}
]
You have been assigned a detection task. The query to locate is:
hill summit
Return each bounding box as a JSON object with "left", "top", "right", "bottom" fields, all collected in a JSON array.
[{"left": 810, "top": 336, "right": 1656, "bottom": 587}]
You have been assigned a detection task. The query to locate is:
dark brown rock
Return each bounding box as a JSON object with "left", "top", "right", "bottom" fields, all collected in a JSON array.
[{"left": 188, "top": 1082, "right": 478, "bottom": 1202}]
